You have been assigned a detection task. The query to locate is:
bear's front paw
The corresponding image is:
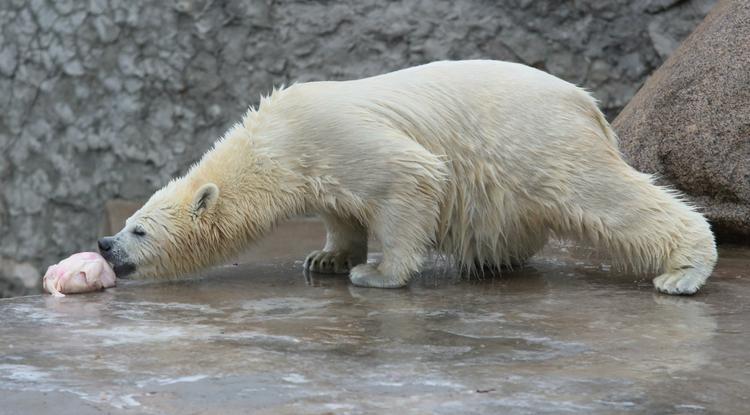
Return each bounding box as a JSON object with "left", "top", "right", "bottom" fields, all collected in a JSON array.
[
  {"left": 349, "top": 264, "right": 408, "bottom": 288},
  {"left": 304, "top": 250, "right": 361, "bottom": 274}
]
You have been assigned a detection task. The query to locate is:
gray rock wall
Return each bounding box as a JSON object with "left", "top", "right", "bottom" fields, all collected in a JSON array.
[{"left": 0, "top": 0, "right": 715, "bottom": 293}]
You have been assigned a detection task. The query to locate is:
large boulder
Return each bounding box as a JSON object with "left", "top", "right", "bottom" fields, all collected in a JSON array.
[{"left": 613, "top": 0, "right": 749, "bottom": 243}]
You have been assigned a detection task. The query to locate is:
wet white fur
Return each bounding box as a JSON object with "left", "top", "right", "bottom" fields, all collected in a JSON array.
[{"left": 124, "top": 60, "right": 716, "bottom": 294}]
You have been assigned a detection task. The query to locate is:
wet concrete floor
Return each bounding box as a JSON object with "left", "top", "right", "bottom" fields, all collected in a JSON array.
[{"left": 1, "top": 218, "right": 749, "bottom": 414}]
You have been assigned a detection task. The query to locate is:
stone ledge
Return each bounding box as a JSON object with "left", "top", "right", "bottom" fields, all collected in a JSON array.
[{"left": 100, "top": 199, "right": 145, "bottom": 237}]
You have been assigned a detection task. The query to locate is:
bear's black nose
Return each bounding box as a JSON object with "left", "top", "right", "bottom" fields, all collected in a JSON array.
[{"left": 98, "top": 237, "right": 113, "bottom": 253}]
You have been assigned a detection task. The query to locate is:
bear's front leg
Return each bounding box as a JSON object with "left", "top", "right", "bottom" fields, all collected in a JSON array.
[
  {"left": 310, "top": 134, "right": 445, "bottom": 288},
  {"left": 348, "top": 222, "right": 431, "bottom": 288},
  {"left": 304, "top": 212, "right": 367, "bottom": 274},
  {"left": 349, "top": 194, "right": 440, "bottom": 288}
]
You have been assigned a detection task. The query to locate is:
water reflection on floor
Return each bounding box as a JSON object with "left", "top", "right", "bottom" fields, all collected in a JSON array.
[{"left": 1, "top": 219, "right": 748, "bottom": 414}]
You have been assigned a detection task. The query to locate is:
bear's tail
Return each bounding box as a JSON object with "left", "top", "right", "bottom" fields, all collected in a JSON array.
[
  {"left": 576, "top": 87, "right": 618, "bottom": 148},
  {"left": 592, "top": 106, "right": 618, "bottom": 148}
]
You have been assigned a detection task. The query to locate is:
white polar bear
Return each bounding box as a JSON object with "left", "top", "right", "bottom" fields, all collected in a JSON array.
[{"left": 98, "top": 60, "right": 717, "bottom": 295}]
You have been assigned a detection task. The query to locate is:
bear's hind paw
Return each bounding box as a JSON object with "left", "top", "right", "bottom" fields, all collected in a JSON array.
[{"left": 653, "top": 268, "right": 707, "bottom": 295}]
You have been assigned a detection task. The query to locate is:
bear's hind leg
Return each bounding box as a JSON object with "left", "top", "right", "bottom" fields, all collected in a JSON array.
[
  {"left": 558, "top": 163, "right": 717, "bottom": 295},
  {"left": 304, "top": 212, "right": 368, "bottom": 274}
]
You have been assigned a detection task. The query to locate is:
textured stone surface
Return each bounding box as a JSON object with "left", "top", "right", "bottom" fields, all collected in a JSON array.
[
  {"left": 0, "top": 258, "right": 41, "bottom": 293},
  {"left": 0, "top": 272, "right": 31, "bottom": 298},
  {"left": 0, "top": 0, "right": 716, "bottom": 290},
  {"left": 613, "top": 0, "right": 750, "bottom": 242},
  {"left": 1, "top": 219, "right": 749, "bottom": 413}
]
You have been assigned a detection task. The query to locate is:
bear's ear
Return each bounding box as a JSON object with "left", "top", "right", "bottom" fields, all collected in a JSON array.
[{"left": 191, "top": 183, "right": 220, "bottom": 218}]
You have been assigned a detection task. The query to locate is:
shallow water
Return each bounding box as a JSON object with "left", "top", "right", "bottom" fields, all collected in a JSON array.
[{"left": 1, "top": 219, "right": 748, "bottom": 414}]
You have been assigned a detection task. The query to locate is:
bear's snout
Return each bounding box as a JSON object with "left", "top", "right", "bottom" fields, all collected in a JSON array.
[
  {"left": 98, "top": 237, "right": 114, "bottom": 253},
  {"left": 97, "top": 236, "right": 136, "bottom": 278}
]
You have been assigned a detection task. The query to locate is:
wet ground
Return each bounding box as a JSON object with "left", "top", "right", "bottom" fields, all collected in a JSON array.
[{"left": 1, "top": 218, "right": 748, "bottom": 414}]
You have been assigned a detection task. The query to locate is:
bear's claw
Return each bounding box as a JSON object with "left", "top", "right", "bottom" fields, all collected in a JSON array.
[{"left": 304, "top": 250, "right": 355, "bottom": 274}]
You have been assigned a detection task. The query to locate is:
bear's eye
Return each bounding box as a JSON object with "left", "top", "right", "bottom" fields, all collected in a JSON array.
[{"left": 132, "top": 227, "right": 146, "bottom": 237}]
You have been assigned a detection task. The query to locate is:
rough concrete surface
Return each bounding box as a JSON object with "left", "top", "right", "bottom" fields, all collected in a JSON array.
[
  {"left": 0, "top": 0, "right": 717, "bottom": 293},
  {"left": 613, "top": 0, "right": 750, "bottom": 241},
  {"left": 1, "top": 219, "right": 749, "bottom": 414}
]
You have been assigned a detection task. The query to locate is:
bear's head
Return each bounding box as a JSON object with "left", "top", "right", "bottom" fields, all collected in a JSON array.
[
  {"left": 97, "top": 180, "right": 224, "bottom": 279},
  {"left": 96, "top": 120, "right": 305, "bottom": 280}
]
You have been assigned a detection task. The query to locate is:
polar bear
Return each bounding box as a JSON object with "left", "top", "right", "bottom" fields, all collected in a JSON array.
[{"left": 98, "top": 60, "right": 717, "bottom": 295}]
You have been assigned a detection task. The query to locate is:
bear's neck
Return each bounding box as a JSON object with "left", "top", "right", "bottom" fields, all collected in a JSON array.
[{"left": 189, "top": 123, "right": 309, "bottom": 246}]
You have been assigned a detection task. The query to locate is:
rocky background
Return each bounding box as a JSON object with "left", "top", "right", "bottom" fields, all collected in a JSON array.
[
  {"left": 0, "top": 0, "right": 717, "bottom": 296},
  {"left": 614, "top": 0, "right": 750, "bottom": 244}
]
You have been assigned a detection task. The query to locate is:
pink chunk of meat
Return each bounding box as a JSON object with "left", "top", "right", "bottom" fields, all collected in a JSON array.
[{"left": 43, "top": 252, "right": 116, "bottom": 297}]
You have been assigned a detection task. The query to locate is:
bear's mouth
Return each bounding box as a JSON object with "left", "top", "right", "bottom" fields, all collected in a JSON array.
[{"left": 112, "top": 262, "right": 137, "bottom": 279}]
